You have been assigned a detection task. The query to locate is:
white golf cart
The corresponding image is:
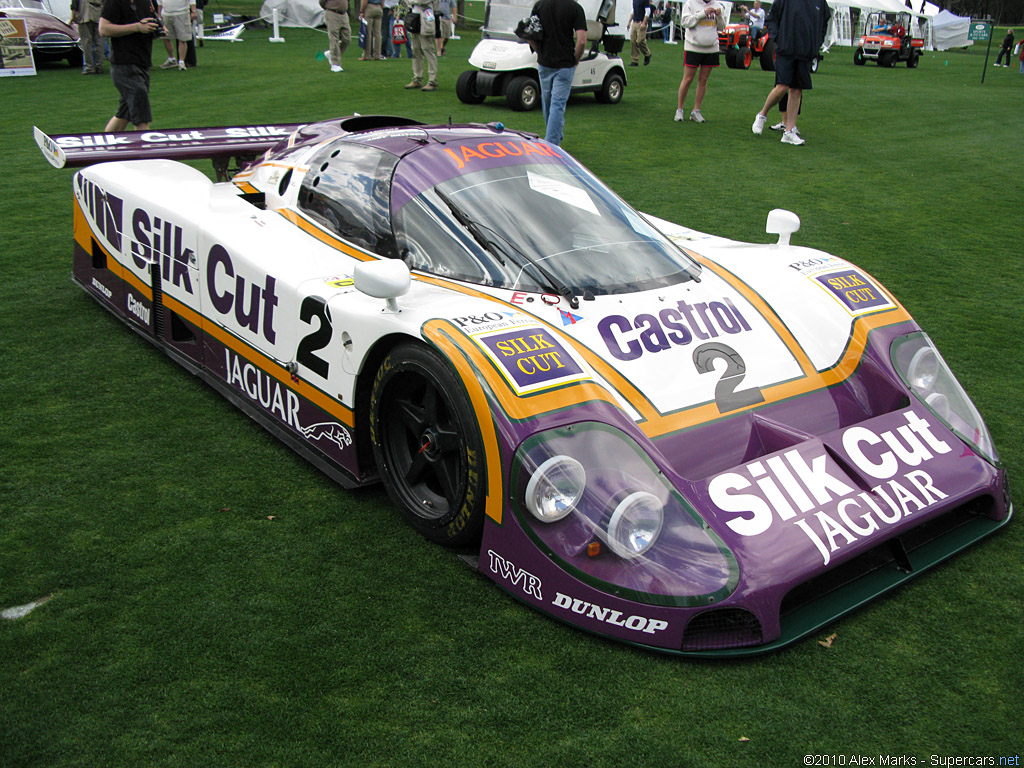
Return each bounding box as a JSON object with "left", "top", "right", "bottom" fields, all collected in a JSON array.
[{"left": 456, "top": 0, "right": 627, "bottom": 111}]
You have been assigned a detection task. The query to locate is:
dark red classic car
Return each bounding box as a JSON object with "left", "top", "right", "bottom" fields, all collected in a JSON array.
[{"left": 0, "top": 0, "right": 82, "bottom": 67}]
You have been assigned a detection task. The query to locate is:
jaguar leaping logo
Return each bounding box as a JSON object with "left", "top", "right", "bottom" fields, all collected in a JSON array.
[{"left": 300, "top": 421, "right": 353, "bottom": 450}]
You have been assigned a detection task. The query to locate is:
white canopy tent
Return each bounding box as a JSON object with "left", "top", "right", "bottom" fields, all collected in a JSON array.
[
  {"left": 930, "top": 8, "right": 972, "bottom": 49},
  {"left": 260, "top": 0, "right": 324, "bottom": 28}
]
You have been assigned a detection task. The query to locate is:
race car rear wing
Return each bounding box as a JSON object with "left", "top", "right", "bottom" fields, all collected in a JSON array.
[{"left": 34, "top": 123, "right": 305, "bottom": 169}]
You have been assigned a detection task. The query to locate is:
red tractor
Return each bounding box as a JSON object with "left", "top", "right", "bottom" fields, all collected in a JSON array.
[
  {"left": 718, "top": 23, "right": 776, "bottom": 70},
  {"left": 718, "top": 23, "right": 823, "bottom": 72},
  {"left": 854, "top": 12, "right": 924, "bottom": 68}
]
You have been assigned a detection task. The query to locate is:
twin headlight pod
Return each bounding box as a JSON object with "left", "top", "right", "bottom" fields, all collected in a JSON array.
[
  {"left": 897, "top": 333, "right": 997, "bottom": 464},
  {"left": 524, "top": 455, "right": 664, "bottom": 559}
]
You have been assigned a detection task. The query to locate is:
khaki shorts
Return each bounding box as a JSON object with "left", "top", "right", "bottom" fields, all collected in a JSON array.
[{"left": 162, "top": 11, "right": 192, "bottom": 41}]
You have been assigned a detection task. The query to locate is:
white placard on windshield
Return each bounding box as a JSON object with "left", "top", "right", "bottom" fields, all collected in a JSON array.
[{"left": 527, "top": 171, "right": 599, "bottom": 216}]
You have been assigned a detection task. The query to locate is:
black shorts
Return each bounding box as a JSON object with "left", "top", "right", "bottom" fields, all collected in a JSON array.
[
  {"left": 773, "top": 54, "right": 813, "bottom": 90},
  {"left": 111, "top": 63, "right": 152, "bottom": 126},
  {"left": 684, "top": 50, "right": 720, "bottom": 68}
]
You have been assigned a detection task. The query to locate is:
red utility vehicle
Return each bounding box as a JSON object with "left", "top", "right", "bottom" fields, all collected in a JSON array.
[{"left": 854, "top": 12, "right": 924, "bottom": 68}]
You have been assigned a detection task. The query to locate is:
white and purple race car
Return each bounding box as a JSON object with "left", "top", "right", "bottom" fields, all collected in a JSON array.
[{"left": 35, "top": 116, "right": 1012, "bottom": 655}]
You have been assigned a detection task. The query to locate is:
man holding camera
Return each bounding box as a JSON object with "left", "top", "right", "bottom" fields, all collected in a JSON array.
[{"left": 99, "top": 0, "right": 160, "bottom": 131}]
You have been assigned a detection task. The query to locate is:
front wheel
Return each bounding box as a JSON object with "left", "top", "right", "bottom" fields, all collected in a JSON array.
[
  {"left": 506, "top": 75, "right": 540, "bottom": 111},
  {"left": 810, "top": 55, "right": 820, "bottom": 73},
  {"left": 736, "top": 46, "right": 752, "bottom": 69},
  {"left": 369, "top": 343, "right": 486, "bottom": 548},
  {"left": 759, "top": 38, "right": 776, "bottom": 70},
  {"left": 595, "top": 71, "right": 625, "bottom": 104},
  {"left": 456, "top": 70, "right": 486, "bottom": 104},
  {"left": 907, "top": 51, "right": 919, "bottom": 68},
  {"left": 853, "top": 47, "right": 865, "bottom": 65}
]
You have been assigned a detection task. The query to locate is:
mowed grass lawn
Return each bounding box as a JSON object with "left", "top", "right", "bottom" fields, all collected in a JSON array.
[{"left": 1, "top": 14, "right": 1022, "bottom": 767}]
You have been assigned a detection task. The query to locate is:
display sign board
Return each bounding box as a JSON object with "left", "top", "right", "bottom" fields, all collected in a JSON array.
[
  {"left": 0, "top": 17, "right": 37, "bottom": 76},
  {"left": 968, "top": 21, "right": 992, "bottom": 41}
]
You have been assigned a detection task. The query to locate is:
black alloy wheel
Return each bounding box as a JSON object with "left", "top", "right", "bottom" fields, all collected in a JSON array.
[{"left": 370, "top": 343, "right": 486, "bottom": 547}]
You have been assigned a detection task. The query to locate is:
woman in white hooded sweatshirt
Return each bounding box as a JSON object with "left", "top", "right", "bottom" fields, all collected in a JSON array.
[{"left": 674, "top": 0, "right": 727, "bottom": 122}]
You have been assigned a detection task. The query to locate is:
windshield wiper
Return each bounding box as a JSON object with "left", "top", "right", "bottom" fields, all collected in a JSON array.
[
  {"left": 435, "top": 188, "right": 503, "bottom": 266},
  {"left": 434, "top": 189, "right": 580, "bottom": 308}
]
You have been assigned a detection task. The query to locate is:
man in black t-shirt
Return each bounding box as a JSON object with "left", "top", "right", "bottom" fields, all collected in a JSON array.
[
  {"left": 529, "top": 0, "right": 586, "bottom": 145},
  {"left": 99, "top": 0, "right": 160, "bottom": 131}
]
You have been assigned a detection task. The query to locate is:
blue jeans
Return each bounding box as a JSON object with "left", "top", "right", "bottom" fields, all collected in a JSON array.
[{"left": 538, "top": 64, "right": 575, "bottom": 145}]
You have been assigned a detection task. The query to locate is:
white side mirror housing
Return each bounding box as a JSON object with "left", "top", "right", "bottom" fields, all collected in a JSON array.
[
  {"left": 354, "top": 259, "right": 411, "bottom": 313},
  {"left": 766, "top": 209, "right": 801, "bottom": 247}
]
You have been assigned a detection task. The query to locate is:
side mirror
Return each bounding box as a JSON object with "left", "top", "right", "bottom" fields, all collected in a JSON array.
[
  {"left": 766, "top": 208, "right": 800, "bottom": 247},
  {"left": 354, "top": 258, "right": 411, "bottom": 313}
]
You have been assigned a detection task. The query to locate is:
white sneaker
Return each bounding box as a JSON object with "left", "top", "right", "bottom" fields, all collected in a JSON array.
[
  {"left": 771, "top": 123, "right": 799, "bottom": 134},
  {"left": 689, "top": 109, "right": 706, "bottom": 123},
  {"left": 330, "top": 64, "right": 342, "bottom": 72},
  {"left": 674, "top": 108, "right": 685, "bottom": 121},
  {"left": 752, "top": 114, "right": 766, "bottom": 135},
  {"left": 177, "top": 61, "right": 186, "bottom": 70},
  {"left": 781, "top": 130, "right": 805, "bottom": 145},
  {"left": 159, "top": 57, "right": 177, "bottom": 69},
  {"left": 993, "top": 62, "right": 1001, "bottom": 67}
]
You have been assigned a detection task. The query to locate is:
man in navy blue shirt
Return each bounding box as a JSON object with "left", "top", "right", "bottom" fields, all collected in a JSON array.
[
  {"left": 750, "top": 0, "right": 831, "bottom": 146},
  {"left": 530, "top": 0, "right": 587, "bottom": 145},
  {"left": 629, "top": 0, "right": 653, "bottom": 65}
]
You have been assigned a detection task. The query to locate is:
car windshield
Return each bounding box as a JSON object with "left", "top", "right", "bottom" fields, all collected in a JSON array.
[{"left": 392, "top": 143, "right": 700, "bottom": 297}]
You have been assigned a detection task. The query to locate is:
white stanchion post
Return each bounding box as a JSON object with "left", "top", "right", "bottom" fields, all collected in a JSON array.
[{"left": 269, "top": 9, "right": 285, "bottom": 42}]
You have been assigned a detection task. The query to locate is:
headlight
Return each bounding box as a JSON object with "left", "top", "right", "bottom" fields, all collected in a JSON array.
[
  {"left": 907, "top": 346, "right": 940, "bottom": 391},
  {"left": 892, "top": 333, "right": 998, "bottom": 464},
  {"left": 511, "top": 424, "right": 738, "bottom": 607},
  {"left": 524, "top": 455, "right": 585, "bottom": 522},
  {"left": 606, "top": 491, "right": 664, "bottom": 559}
]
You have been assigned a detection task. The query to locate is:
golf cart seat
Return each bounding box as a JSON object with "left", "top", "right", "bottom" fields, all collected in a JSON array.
[{"left": 589, "top": 0, "right": 625, "bottom": 57}]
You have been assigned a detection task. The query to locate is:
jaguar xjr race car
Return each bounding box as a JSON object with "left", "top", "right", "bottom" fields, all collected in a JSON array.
[{"left": 35, "top": 116, "right": 1012, "bottom": 655}]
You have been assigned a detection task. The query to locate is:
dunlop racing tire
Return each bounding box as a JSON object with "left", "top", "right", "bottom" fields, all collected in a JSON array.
[{"left": 370, "top": 342, "right": 486, "bottom": 548}]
